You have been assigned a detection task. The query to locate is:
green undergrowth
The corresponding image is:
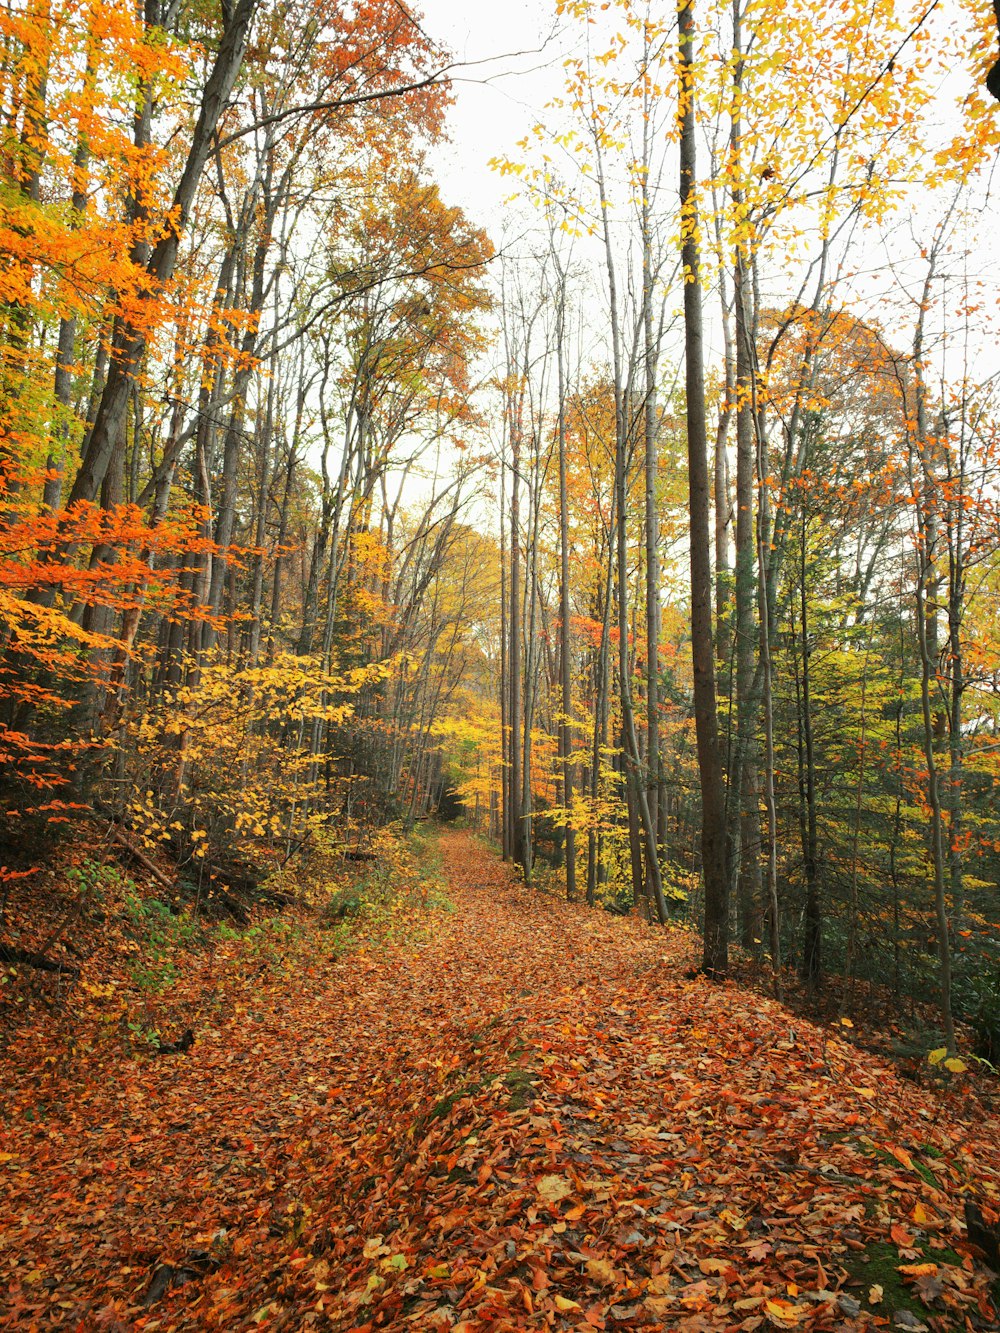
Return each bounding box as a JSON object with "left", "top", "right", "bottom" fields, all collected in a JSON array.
[
  {"left": 3, "top": 822, "right": 456, "bottom": 1061},
  {"left": 845, "top": 1136, "right": 979, "bottom": 1322},
  {"left": 309, "top": 822, "right": 454, "bottom": 948},
  {"left": 861, "top": 1142, "right": 950, "bottom": 1193}
]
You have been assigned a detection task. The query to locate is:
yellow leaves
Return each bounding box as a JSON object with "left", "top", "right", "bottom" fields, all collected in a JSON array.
[
  {"left": 928, "top": 1047, "right": 968, "bottom": 1073},
  {"left": 717, "top": 1208, "right": 748, "bottom": 1233},
  {"left": 554, "top": 1294, "right": 582, "bottom": 1311},
  {"left": 537, "top": 1174, "right": 573, "bottom": 1203},
  {"left": 81, "top": 980, "right": 117, "bottom": 999}
]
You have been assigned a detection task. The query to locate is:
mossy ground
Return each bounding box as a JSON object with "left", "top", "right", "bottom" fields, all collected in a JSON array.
[{"left": 845, "top": 1240, "right": 966, "bottom": 1322}]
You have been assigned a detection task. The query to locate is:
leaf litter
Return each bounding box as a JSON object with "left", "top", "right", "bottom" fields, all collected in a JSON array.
[{"left": 2, "top": 830, "right": 1000, "bottom": 1330}]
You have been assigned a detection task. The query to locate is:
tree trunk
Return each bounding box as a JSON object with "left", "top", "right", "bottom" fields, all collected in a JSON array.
[
  {"left": 553, "top": 249, "right": 577, "bottom": 901},
  {"left": 679, "top": 0, "right": 730, "bottom": 976}
]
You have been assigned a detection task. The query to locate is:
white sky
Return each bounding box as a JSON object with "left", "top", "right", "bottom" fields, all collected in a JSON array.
[{"left": 416, "top": 0, "right": 567, "bottom": 228}]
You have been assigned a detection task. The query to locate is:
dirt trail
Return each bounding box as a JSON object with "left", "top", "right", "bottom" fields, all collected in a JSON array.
[{"left": 2, "top": 830, "right": 999, "bottom": 1331}]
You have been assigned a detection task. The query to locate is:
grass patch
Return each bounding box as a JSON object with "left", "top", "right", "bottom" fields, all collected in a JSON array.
[
  {"left": 307, "top": 822, "right": 456, "bottom": 950},
  {"left": 912, "top": 1160, "right": 943, "bottom": 1191},
  {"left": 861, "top": 1140, "right": 951, "bottom": 1191},
  {"left": 845, "top": 1240, "right": 966, "bottom": 1322}
]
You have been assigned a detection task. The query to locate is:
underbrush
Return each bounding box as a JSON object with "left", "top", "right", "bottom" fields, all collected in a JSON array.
[
  {"left": 728, "top": 945, "right": 1000, "bottom": 1116},
  {"left": 0, "top": 820, "right": 452, "bottom": 1058}
]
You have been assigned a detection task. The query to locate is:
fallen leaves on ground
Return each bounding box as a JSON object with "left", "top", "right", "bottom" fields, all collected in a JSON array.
[{"left": 2, "top": 830, "right": 1000, "bottom": 1330}]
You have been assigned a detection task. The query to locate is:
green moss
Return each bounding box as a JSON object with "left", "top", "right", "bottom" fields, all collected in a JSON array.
[
  {"left": 845, "top": 1240, "right": 964, "bottom": 1321},
  {"left": 504, "top": 1066, "right": 537, "bottom": 1111},
  {"left": 503, "top": 1039, "right": 537, "bottom": 1111},
  {"left": 845, "top": 1242, "right": 928, "bottom": 1319},
  {"left": 863, "top": 1142, "right": 947, "bottom": 1191},
  {"left": 912, "top": 1161, "right": 942, "bottom": 1191},
  {"left": 429, "top": 1080, "right": 487, "bottom": 1121}
]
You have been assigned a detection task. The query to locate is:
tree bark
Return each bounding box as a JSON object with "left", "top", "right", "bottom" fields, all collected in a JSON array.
[{"left": 679, "top": 0, "right": 730, "bottom": 976}]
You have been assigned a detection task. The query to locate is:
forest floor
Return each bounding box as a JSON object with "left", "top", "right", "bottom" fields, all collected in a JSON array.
[{"left": 3, "top": 829, "right": 1000, "bottom": 1332}]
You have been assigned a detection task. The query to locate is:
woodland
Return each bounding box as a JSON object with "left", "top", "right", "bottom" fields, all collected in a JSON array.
[{"left": 3, "top": 0, "right": 1000, "bottom": 1327}]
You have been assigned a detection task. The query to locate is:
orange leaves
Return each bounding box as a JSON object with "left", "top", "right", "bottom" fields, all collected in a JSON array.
[
  {"left": 891, "top": 1221, "right": 916, "bottom": 1248},
  {"left": 0, "top": 0, "right": 189, "bottom": 334},
  {"left": 763, "top": 1296, "right": 811, "bottom": 1327},
  {"left": 0, "top": 487, "right": 229, "bottom": 815},
  {"left": 3, "top": 829, "right": 1000, "bottom": 1329},
  {"left": 887, "top": 1143, "right": 916, "bottom": 1172},
  {"left": 537, "top": 1172, "right": 574, "bottom": 1203}
]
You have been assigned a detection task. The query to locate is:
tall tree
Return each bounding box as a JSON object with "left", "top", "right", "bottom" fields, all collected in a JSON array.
[{"left": 678, "top": 0, "right": 730, "bottom": 976}]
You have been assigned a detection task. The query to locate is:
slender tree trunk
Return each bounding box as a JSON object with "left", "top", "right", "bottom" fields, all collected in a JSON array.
[
  {"left": 509, "top": 393, "right": 529, "bottom": 879},
  {"left": 553, "top": 253, "right": 577, "bottom": 901},
  {"left": 714, "top": 256, "right": 735, "bottom": 664},
  {"left": 757, "top": 485, "right": 780, "bottom": 986},
  {"left": 797, "top": 511, "right": 821, "bottom": 992},
  {"left": 728, "top": 0, "right": 762, "bottom": 945},
  {"left": 641, "top": 42, "right": 662, "bottom": 890},
  {"left": 591, "top": 78, "right": 667, "bottom": 923},
  {"left": 679, "top": 0, "right": 729, "bottom": 975},
  {"left": 588, "top": 523, "right": 615, "bottom": 906},
  {"left": 910, "top": 256, "right": 956, "bottom": 1050},
  {"left": 44, "top": 38, "right": 96, "bottom": 510},
  {"left": 500, "top": 449, "right": 511, "bottom": 860}
]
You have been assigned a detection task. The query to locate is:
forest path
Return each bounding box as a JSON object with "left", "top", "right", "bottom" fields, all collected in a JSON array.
[{"left": 2, "top": 830, "right": 998, "bottom": 1331}]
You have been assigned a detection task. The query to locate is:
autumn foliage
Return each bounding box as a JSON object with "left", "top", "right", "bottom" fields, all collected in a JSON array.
[{"left": 3, "top": 0, "right": 1000, "bottom": 1330}]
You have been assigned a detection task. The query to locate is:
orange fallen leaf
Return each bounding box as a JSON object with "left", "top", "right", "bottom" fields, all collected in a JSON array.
[
  {"left": 764, "top": 1296, "right": 807, "bottom": 1326},
  {"left": 699, "top": 1257, "right": 732, "bottom": 1275},
  {"left": 585, "top": 1257, "right": 617, "bottom": 1286}
]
